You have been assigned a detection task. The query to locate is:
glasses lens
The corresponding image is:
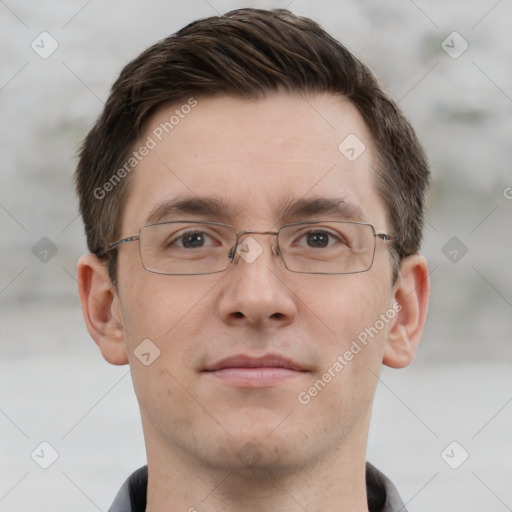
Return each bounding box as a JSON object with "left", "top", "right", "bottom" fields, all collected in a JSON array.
[
  {"left": 139, "top": 222, "right": 237, "bottom": 275},
  {"left": 278, "top": 221, "right": 376, "bottom": 274}
]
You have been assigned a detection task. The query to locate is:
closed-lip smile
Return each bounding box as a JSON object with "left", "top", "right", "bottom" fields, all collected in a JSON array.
[{"left": 203, "top": 354, "right": 306, "bottom": 387}]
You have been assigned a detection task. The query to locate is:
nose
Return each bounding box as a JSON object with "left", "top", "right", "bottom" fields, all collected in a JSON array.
[{"left": 217, "top": 233, "right": 297, "bottom": 329}]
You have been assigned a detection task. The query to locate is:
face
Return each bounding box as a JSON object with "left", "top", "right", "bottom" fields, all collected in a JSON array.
[{"left": 113, "top": 93, "right": 399, "bottom": 475}]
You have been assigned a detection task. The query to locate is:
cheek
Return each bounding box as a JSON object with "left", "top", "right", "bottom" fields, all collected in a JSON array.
[
  {"left": 117, "top": 268, "right": 227, "bottom": 380},
  {"left": 294, "top": 273, "right": 390, "bottom": 347},
  {"left": 294, "top": 286, "right": 390, "bottom": 437},
  {"left": 118, "top": 257, "right": 215, "bottom": 336},
  {"left": 295, "top": 273, "right": 392, "bottom": 405},
  {"left": 118, "top": 274, "right": 222, "bottom": 430}
]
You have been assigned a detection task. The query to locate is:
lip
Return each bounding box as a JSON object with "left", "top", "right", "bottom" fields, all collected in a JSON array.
[{"left": 203, "top": 354, "right": 307, "bottom": 388}]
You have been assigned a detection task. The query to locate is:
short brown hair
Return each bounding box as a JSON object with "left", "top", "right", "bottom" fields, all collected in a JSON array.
[{"left": 75, "top": 8, "right": 430, "bottom": 285}]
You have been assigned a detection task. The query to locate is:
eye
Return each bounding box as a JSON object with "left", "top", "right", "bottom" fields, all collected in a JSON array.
[
  {"left": 297, "top": 230, "right": 347, "bottom": 249},
  {"left": 171, "top": 230, "right": 216, "bottom": 249},
  {"left": 306, "top": 231, "right": 330, "bottom": 248}
]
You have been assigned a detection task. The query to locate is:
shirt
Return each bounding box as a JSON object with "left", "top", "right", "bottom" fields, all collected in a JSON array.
[{"left": 108, "top": 462, "right": 407, "bottom": 512}]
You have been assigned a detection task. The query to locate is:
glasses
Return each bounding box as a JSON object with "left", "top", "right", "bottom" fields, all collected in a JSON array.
[{"left": 100, "top": 220, "right": 397, "bottom": 275}]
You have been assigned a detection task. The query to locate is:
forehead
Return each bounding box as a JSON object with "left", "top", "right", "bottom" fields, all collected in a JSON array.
[{"left": 121, "top": 93, "right": 387, "bottom": 231}]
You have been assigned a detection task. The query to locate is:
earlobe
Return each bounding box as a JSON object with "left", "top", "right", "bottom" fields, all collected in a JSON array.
[
  {"left": 77, "top": 253, "right": 129, "bottom": 365},
  {"left": 383, "top": 255, "right": 430, "bottom": 369}
]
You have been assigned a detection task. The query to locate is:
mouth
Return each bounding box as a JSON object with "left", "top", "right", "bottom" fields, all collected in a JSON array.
[{"left": 202, "top": 354, "right": 307, "bottom": 388}]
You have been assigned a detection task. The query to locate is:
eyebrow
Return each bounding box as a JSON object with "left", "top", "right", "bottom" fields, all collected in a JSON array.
[
  {"left": 145, "top": 196, "right": 241, "bottom": 225},
  {"left": 144, "top": 195, "right": 365, "bottom": 225},
  {"left": 277, "top": 197, "right": 365, "bottom": 223}
]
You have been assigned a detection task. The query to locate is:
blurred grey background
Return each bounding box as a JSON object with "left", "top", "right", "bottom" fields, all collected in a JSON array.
[{"left": 1, "top": 0, "right": 511, "bottom": 511}]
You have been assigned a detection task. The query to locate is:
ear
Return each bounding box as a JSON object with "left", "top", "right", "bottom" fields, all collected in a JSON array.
[
  {"left": 77, "top": 253, "right": 128, "bottom": 365},
  {"left": 383, "top": 255, "right": 430, "bottom": 368}
]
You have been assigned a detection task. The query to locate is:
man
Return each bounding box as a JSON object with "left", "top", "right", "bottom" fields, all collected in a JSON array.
[{"left": 75, "top": 8, "right": 430, "bottom": 512}]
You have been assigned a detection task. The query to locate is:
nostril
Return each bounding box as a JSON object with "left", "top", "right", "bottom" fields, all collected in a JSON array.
[
  {"left": 270, "top": 312, "right": 284, "bottom": 320},
  {"left": 232, "top": 311, "right": 244, "bottom": 319}
]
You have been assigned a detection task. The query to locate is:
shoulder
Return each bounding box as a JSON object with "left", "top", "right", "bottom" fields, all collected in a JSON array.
[
  {"left": 108, "top": 466, "right": 148, "bottom": 512},
  {"left": 366, "top": 462, "right": 407, "bottom": 512}
]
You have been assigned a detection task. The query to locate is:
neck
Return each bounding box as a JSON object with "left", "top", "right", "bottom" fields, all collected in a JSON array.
[{"left": 144, "top": 426, "right": 370, "bottom": 512}]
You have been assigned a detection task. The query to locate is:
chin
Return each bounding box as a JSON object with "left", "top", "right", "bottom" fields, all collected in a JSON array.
[
  {"left": 210, "top": 438, "right": 307, "bottom": 480},
  {"left": 201, "top": 418, "right": 315, "bottom": 476}
]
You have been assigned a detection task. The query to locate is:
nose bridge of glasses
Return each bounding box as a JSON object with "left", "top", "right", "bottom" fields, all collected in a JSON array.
[
  {"left": 238, "top": 229, "right": 279, "bottom": 238},
  {"left": 233, "top": 229, "right": 280, "bottom": 258}
]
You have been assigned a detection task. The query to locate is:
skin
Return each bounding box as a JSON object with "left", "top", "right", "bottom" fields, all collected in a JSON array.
[{"left": 78, "top": 93, "right": 429, "bottom": 512}]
